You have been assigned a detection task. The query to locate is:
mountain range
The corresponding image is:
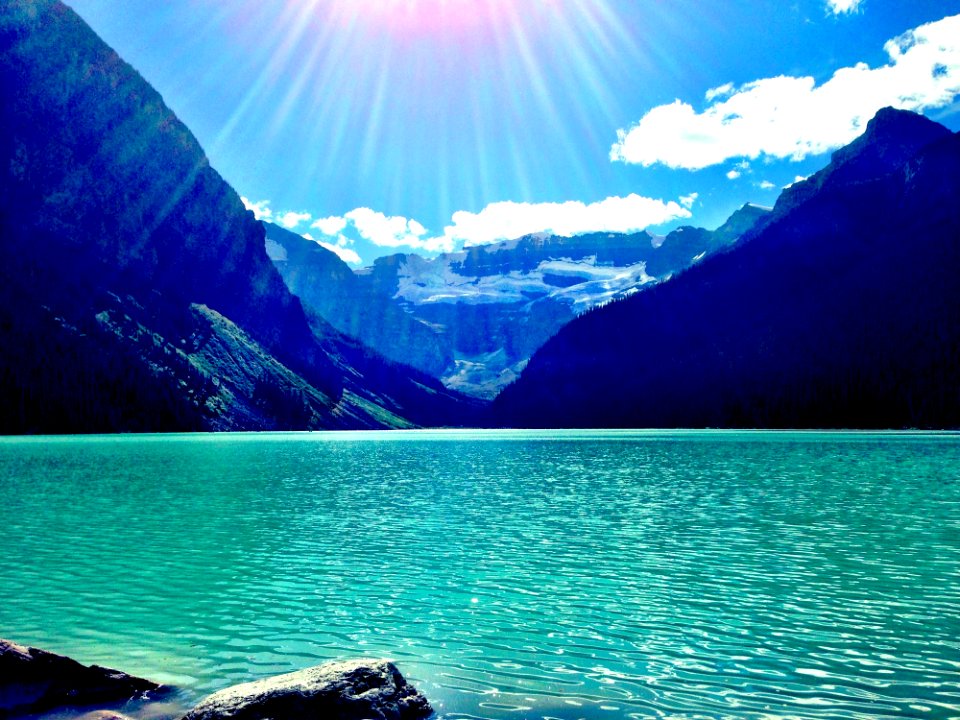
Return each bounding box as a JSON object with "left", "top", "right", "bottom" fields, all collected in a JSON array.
[
  {"left": 494, "top": 108, "right": 960, "bottom": 429},
  {"left": 0, "top": 0, "right": 480, "bottom": 432},
  {"left": 1, "top": 1, "right": 957, "bottom": 432},
  {"left": 267, "top": 203, "right": 770, "bottom": 398}
]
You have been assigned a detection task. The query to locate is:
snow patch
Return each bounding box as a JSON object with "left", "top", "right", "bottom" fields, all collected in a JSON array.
[{"left": 394, "top": 253, "right": 657, "bottom": 311}]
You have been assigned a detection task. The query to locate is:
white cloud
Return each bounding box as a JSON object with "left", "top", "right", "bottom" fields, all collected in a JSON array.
[
  {"left": 317, "top": 240, "right": 362, "bottom": 265},
  {"left": 241, "top": 197, "right": 273, "bottom": 222},
  {"left": 727, "top": 160, "right": 751, "bottom": 180},
  {"left": 311, "top": 216, "right": 348, "bottom": 235},
  {"left": 343, "top": 207, "right": 446, "bottom": 250},
  {"left": 247, "top": 193, "right": 692, "bottom": 257},
  {"left": 758, "top": 180, "right": 776, "bottom": 190},
  {"left": 826, "top": 0, "right": 862, "bottom": 15},
  {"left": 299, "top": 224, "right": 364, "bottom": 264},
  {"left": 705, "top": 82, "right": 735, "bottom": 101},
  {"left": 278, "top": 211, "right": 312, "bottom": 229},
  {"left": 610, "top": 14, "right": 960, "bottom": 170},
  {"left": 441, "top": 194, "right": 691, "bottom": 247},
  {"left": 786, "top": 175, "right": 809, "bottom": 188}
]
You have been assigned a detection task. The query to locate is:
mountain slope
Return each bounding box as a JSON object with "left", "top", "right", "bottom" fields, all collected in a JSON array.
[
  {"left": 0, "top": 0, "right": 478, "bottom": 432},
  {"left": 494, "top": 108, "right": 960, "bottom": 429},
  {"left": 264, "top": 222, "right": 454, "bottom": 378}
]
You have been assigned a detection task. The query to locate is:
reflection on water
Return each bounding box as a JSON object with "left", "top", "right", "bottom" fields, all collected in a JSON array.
[{"left": 1, "top": 431, "right": 959, "bottom": 719}]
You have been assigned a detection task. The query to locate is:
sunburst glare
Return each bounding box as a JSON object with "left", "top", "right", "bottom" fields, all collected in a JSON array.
[
  {"left": 71, "top": 0, "right": 960, "bottom": 261},
  {"left": 199, "top": 0, "right": 649, "bottom": 230}
]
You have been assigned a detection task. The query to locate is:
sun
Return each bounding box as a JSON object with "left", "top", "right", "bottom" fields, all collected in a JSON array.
[
  {"left": 204, "top": 0, "right": 635, "bottom": 227},
  {"left": 322, "top": 0, "right": 527, "bottom": 37}
]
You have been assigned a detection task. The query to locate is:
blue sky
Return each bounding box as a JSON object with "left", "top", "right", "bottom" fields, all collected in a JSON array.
[{"left": 69, "top": 0, "right": 960, "bottom": 266}]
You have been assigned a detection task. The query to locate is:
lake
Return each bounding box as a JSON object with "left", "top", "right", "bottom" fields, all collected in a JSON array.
[{"left": 1, "top": 431, "right": 958, "bottom": 719}]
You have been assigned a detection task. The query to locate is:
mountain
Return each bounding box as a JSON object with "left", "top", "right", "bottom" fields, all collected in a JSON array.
[
  {"left": 269, "top": 207, "right": 769, "bottom": 399},
  {"left": 493, "top": 108, "right": 960, "bottom": 429},
  {"left": 264, "top": 222, "right": 454, "bottom": 378},
  {"left": 0, "top": 0, "right": 480, "bottom": 432}
]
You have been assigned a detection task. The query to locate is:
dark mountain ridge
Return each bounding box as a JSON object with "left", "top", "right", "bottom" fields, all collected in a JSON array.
[
  {"left": 0, "top": 0, "right": 479, "bottom": 432},
  {"left": 494, "top": 108, "right": 960, "bottom": 429}
]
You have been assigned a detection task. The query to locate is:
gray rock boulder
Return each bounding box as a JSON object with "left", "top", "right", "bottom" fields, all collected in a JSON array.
[
  {"left": 0, "top": 638, "right": 161, "bottom": 716},
  {"left": 76, "top": 712, "right": 137, "bottom": 720},
  {"left": 181, "top": 659, "right": 432, "bottom": 720}
]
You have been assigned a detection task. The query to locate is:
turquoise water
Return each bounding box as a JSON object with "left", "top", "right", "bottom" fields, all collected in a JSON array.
[{"left": 1, "top": 431, "right": 959, "bottom": 720}]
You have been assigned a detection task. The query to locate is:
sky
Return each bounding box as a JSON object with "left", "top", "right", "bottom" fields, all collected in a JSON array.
[{"left": 68, "top": 0, "right": 960, "bottom": 267}]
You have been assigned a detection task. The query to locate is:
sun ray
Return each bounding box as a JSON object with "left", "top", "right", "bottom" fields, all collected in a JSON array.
[{"left": 193, "top": 0, "right": 680, "bottom": 236}]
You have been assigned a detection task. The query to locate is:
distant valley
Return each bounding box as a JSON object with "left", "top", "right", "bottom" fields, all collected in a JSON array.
[{"left": 266, "top": 202, "right": 769, "bottom": 398}]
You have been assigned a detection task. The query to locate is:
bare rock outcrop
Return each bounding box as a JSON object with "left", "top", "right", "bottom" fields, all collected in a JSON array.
[
  {"left": 181, "top": 659, "right": 431, "bottom": 720},
  {"left": 0, "top": 638, "right": 161, "bottom": 716}
]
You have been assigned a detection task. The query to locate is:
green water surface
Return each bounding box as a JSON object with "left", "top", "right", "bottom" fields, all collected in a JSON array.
[{"left": 1, "top": 430, "right": 958, "bottom": 719}]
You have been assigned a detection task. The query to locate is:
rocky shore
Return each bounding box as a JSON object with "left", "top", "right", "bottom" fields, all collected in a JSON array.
[
  {"left": 0, "top": 638, "right": 162, "bottom": 716},
  {"left": 0, "top": 639, "right": 432, "bottom": 720}
]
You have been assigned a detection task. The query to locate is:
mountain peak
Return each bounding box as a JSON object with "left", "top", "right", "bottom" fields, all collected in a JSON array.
[
  {"left": 494, "top": 103, "right": 960, "bottom": 429},
  {"left": 864, "top": 106, "right": 946, "bottom": 137},
  {"left": 831, "top": 107, "right": 952, "bottom": 172},
  {"left": 770, "top": 108, "right": 951, "bottom": 219},
  {"left": 715, "top": 203, "right": 772, "bottom": 242}
]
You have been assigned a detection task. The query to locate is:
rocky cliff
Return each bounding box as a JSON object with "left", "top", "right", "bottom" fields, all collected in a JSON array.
[{"left": 0, "top": 0, "right": 478, "bottom": 432}]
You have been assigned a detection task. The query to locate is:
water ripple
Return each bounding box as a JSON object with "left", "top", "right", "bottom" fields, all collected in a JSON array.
[{"left": 1, "top": 431, "right": 959, "bottom": 719}]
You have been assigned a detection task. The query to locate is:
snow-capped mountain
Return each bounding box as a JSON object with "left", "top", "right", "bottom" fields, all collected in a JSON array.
[
  {"left": 269, "top": 204, "right": 769, "bottom": 398},
  {"left": 388, "top": 239, "right": 657, "bottom": 309}
]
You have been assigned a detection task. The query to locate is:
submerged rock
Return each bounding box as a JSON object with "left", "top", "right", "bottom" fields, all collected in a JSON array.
[
  {"left": 181, "top": 659, "right": 432, "bottom": 720},
  {"left": 76, "top": 712, "right": 137, "bottom": 720},
  {"left": 0, "top": 638, "right": 161, "bottom": 716}
]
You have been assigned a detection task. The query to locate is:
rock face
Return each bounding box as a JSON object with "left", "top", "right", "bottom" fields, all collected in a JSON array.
[
  {"left": 0, "top": 638, "right": 160, "bottom": 716},
  {"left": 265, "top": 222, "right": 454, "bottom": 379},
  {"left": 182, "top": 659, "right": 431, "bottom": 720},
  {"left": 0, "top": 0, "right": 479, "bottom": 432}
]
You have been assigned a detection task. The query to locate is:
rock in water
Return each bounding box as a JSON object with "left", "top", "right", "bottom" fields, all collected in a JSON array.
[
  {"left": 181, "top": 659, "right": 432, "bottom": 720},
  {"left": 0, "top": 638, "right": 161, "bottom": 715},
  {"left": 76, "top": 712, "right": 137, "bottom": 720}
]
